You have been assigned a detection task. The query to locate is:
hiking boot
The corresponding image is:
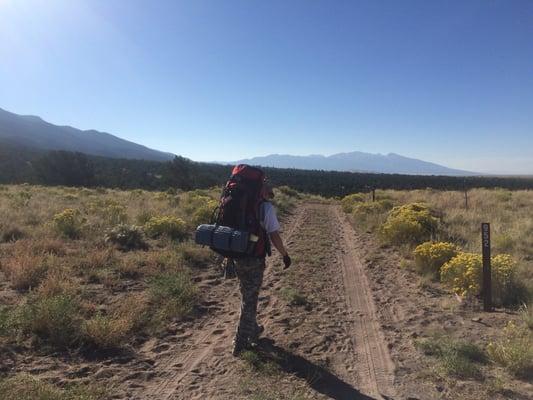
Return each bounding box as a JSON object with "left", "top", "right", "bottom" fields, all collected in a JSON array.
[
  {"left": 223, "top": 259, "right": 236, "bottom": 279},
  {"left": 232, "top": 338, "right": 251, "bottom": 357},
  {"left": 251, "top": 324, "right": 264, "bottom": 341}
]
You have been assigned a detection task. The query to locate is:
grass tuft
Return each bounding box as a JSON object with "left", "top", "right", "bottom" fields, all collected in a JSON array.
[
  {"left": 0, "top": 373, "right": 106, "bottom": 400},
  {"left": 416, "top": 335, "right": 487, "bottom": 379}
]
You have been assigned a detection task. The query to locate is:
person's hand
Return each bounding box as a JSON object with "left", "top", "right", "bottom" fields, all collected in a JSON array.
[{"left": 283, "top": 254, "right": 292, "bottom": 269}]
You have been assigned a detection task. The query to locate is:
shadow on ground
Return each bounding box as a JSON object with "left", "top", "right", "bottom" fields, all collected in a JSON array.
[{"left": 255, "top": 338, "right": 377, "bottom": 400}]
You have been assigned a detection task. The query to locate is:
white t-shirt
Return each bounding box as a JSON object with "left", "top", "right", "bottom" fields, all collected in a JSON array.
[{"left": 260, "top": 201, "right": 280, "bottom": 234}]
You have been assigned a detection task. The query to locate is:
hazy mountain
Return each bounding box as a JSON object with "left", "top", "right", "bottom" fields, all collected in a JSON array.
[
  {"left": 0, "top": 107, "right": 175, "bottom": 161},
  {"left": 230, "top": 152, "right": 475, "bottom": 176}
]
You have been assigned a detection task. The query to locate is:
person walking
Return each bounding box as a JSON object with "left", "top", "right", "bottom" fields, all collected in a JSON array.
[{"left": 232, "top": 181, "right": 291, "bottom": 355}]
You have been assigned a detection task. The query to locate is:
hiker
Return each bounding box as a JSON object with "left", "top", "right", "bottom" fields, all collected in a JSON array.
[
  {"left": 232, "top": 178, "right": 291, "bottom": 355},
  {"left": 195, "top": 165, "right": 291, "bottom": 355}
]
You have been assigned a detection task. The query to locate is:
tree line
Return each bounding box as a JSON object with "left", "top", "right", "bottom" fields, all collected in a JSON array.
[{"left": 1, "top": 144, "right": 532, "bottom": 196}]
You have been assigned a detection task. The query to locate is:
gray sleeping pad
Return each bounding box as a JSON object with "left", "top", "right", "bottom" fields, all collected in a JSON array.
[{"left": 195, "top": 224, "right": 250, "bottom": 253}]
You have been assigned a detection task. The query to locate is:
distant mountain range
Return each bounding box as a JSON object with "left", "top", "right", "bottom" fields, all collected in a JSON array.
[
  {"left": 230, "top": 152, "right": 475, "bottom": 176},
  {"left": 0, "top": 107, "right": 174, "bottom": 161},
  {"left": 1, "top": 107, "right": 475, "bottom": 175}
]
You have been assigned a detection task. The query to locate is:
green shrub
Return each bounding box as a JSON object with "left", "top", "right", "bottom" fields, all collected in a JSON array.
[
  {"left": 149, "top": 271, "right": 197, "bottom": 320},
  {"left": 380, "top": 203, "right": 439, "bottom": 245},
  {"left": 144, "top": 216, "right": 188, "bottom": 241},
  {"left": 0, "top": 373, "right": 105, "bottom": 400},
  {"left": 1, "top": 227, "right": 26, "bottom": 243},
  {"left": 440, "top": 252, "right": 517, "bottom": 306},
  {"left": 178, "top": 243, "right": 213, "bottom": 268},
  {"left": 341, "top": 193, "right": 365, "bottom": 213},
  {"left": 82, "top": 313, "right": 132, "bottom": 350},
  {"left": 416, "top": 335, "right": 486, "bottom": 379},
  {"left": 53, "top": 208, "right": 84, "bottom": 239},
  {"left": 280, "top": 287, "right": 308, "bottom": 307},
  {"left": 105, "top": 224, "right": 148, "bottom": 251},
  {"left": 102, "top": 203, "right": 128, "bottom": 226},
  {"left": 349, "top": 200, "right": 393, "bottom": 231},
  {"left": 17, "top": 294, "right": 82, "bottom": 348},
  {"left": 493, "top": 233, "right": 515, "bottom": 252},
  {"left": 273, "top": 193, "right": 296, "bottom": 217},
  {"left": 191, "top": 199, "right": 218, "bottom": 226},
  {"left": 136, "top": 210, "right": 155, "bottom": 225},
  {"left": 487, "top": 321, "right": 533, "bottom": 379},
  {"left": 519, "top": 303, "right": 533, "bottom": 330},
  {"left": 2, "top": 254, "right": 49, "bottom": 291},
  {"left": 277, "top": 185, "right": 300, "bottom": 198},
  {"left": 413, "top": 241, "right": 458, "bottom": 277},
  {"left": 0, "top": 306, "right": 13, "bottom": 336},
  {"left": 182, "top": 192, "right": 215, "bottom": 215}
]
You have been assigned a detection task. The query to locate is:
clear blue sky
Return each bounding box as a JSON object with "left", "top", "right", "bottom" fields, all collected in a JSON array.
[{"left": 1, "top": 0, "right": 532, "bottom": 174}]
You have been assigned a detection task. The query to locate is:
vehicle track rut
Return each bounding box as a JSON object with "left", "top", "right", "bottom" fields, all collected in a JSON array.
[
  {"left": 137, "top": 203, "right": 395, "bottom": 399},
  {"left": 333, "top": 205, "right": 396, "bottom": 399}
]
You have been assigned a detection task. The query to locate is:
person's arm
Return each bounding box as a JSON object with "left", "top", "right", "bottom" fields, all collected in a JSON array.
[
  {"left": 269, "top": 231, "right": 287, "bottom": 257},
  {"left": 263, "top": 202, "right": 291, "bottom": 268},
  {"left": 269, "top": 231, "right": 291, "bottom": 268}
]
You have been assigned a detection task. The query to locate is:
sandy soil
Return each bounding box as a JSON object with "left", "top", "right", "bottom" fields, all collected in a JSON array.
[
  {"left": 3, "top": 202, "right": 531, "bottom": 399},
  {"left": 125, "top": 203, "right": 400, "bottom": 399}
]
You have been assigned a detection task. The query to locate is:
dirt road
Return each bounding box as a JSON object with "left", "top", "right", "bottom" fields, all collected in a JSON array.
[{"left": 131, "top": 203, "right": 397, "bottom": 399}]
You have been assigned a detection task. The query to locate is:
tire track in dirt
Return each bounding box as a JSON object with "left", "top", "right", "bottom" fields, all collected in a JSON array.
[
  {"left": 333, "top": 205, "right": 396, "bottom": 399},
  {"left": 137, "top": 205, "right": 308, "bottom": 400}
]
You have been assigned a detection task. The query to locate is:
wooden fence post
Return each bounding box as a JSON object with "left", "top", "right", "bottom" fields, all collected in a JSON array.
[{"left": 481, "top": 223, "right": 492, "bottom": 311}]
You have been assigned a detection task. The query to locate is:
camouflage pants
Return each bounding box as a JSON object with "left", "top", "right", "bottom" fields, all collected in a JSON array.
[{"left": 234, "top": 257, "right": 265, "bottom": 344}]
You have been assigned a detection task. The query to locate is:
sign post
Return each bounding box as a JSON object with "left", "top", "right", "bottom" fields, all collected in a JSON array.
[{"left": 481, "top": 223, "right": 492, "bottom": 311}]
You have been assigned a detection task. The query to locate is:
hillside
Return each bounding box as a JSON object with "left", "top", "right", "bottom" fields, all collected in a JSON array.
[
  {"left": 231, "top": 151, "right": 475, "bottom": 176},
  {"left": 0, "top": 108, "right": 175, "bottom": 161}
]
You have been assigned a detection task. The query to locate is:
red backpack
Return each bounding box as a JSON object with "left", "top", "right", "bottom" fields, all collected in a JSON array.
[{"left": 214, "top": 164, "right": 270, "bottom": 258}]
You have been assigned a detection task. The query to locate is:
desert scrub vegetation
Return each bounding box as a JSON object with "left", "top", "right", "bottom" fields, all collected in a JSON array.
[
  {"left": 280, "top": 287, "right": 309, "bottom": 307},
  {"left": 440, "top": 252, "right": 517, "bottom": 306},
  {"left": 144, "top": 215, "right": 188, "bottom": 240},
  {"left": 487, "top": 321, "right": 533, "bottom": 379},
  {"left": 104, "top": 224, "right": 148, "bottom": 251},
  {"left": 416, "top": 335, "right": 487, "bottom": 379},
  {"left": 53, "top": 208, "right": 85, "bottom": 238},
  {"left": 148, "top": 270, "right": 198, "bottom": 323},
  {"left": 0, "top": 373, "right": 106, "bottom": 400},
  {"left": 380, "top": 203, "right": 439, "bottom": 246},
  {"left": 0, "top": 183, "right": 299, "bottom": 389},
  {"left": 343, "top": 188, "right": 533, "bottom": 303},
  {"left": 413, "top": 241, "right": 458, "bottom": 278}
]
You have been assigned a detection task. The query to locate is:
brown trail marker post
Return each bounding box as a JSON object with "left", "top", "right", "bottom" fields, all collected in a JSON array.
[{"left": 481, "top": 223, "right": 492, "bottom": 311}]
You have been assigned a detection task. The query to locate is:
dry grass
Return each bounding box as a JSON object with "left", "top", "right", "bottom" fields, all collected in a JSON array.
[
  {"left": 0, "top": 373, "right": 106, "bottom": 400},
  {"left": 346, "top": 188, "right": 533, "bottom": 302},
  {"left": 1, "top": 253, "right": 49, "bottom": 291},
  {"left": 0, "top": 182, "right": 301, "bottom": 398}
]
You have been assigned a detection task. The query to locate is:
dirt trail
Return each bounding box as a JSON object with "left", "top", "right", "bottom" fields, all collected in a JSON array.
[
  {"left": 134, "top": 203, "right": 396, "bottom": 399},
  {"left": 137, "top": 206, "right": 308, "bottom": 400},
  {"left": 333, "top": 206, "right": 396, "bottom": 399}
]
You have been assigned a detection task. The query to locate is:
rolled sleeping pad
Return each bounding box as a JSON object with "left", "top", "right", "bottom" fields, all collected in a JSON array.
[{"left": 195, "top": 224, "right": 250, "bottom": 253}]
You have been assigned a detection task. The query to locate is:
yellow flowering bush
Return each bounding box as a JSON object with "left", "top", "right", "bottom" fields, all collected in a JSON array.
[
  {"left": 53, "top": 208, "right": 84, "bottom": 238},
  {"left": 414, "top": 241, "right": 458, "bottom": 277},
  {"left": 352, "top": 200, "right": 394, "bottom": 216},
  {"left": 144, "top": 216, "right": 187, "bottom": 241},
  {"left": 341, "top": 193, "right": 365, "bottom": 213},
  {"left": 380, "top": 203, "right": 439, "bottom": 245},
  {"left": 487, "top": 321, "right": 533, "bottom": 378},
  {"left": 350, "top": 200, "right": 394, "bottom": 231},
  {"left": 101, "top": 204, "right": 128, "bottom": 226},
  {"left": 440, "top": 252, "right": 517, "bottom": 305},
  {"left": 191, "top": 199, "right": 218, "bottom": 227},
  {"left": 182, "top": 192, "right": 215, "bottom": 214}
]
